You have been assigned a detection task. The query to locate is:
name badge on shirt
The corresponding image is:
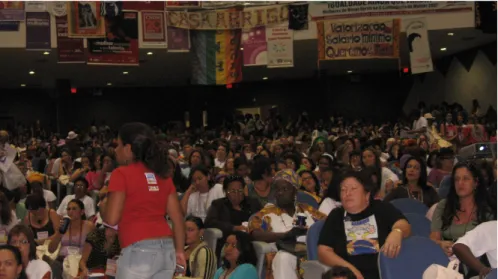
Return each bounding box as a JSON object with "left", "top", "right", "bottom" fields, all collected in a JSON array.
[
  {"left": 148, "top": 186, "right": 159, "bottom": 192},
  {"left": 145, "top": 173, "right": 157, "bottom": 184},
  {"left": 105, "top": 258, "right": 117, "bottom": 276},
  {"left": 37, "top": 231, "right": 49, "bottom": 241}
]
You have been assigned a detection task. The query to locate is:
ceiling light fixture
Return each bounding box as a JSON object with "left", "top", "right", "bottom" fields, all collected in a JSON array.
[
  {"left": 20, "top": 84, "right": 26, "bottom": 87},
  {"left": 122, "top": 71, "right": 128, "bottom": 75},
  {"left": 440, "top": 47, "right": 447, "bottom": 51},
  {"left": 347, "top": 70, "right": 353, "bottom": 73},
  {"left": 240, "top": 47, "right": 244, "bottom": 50},
  {"left": 107, "top": 82, "right": 112, "bottom": 86},
  {"left": 43, "top": 51, "right": 50, "bottom": 55},
  {"left": 447, "top": 32, "right": 454, "bottom": 36},
  {"left": 146, "top": 52, "right": 153, "bottom": 55},
  {"left": 29, "top": 71, "right": 35, "bottom": 75},
  {"left": 262, "top": 77, "right": 268, "bottom": 80}
]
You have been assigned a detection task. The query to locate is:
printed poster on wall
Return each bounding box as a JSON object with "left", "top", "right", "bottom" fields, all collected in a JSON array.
[
  {"left": 317, "top": 18, "right": 401, "bottom": 60},
  {"left": 67, "top": 1, "right": 106, "bottom": 38},
  {"left": 142, "top": 11, "right": 166, "bottom": 46},
  {"left": 309, "top": 1, "right": 474, "bottom": 20},
  {"left": 266, "top": 24, "right": 294, "bottom": 68},
  {"left": 167, "top": 26, "right": 190, "bottom": 52},
  {"left": 56, "top": 16, "right": 86, "bottom": 63},
  {"left": 26, "top": 12, "right": 51, "bottom": 51},
  {"left": 404, "top": 17, "right": 433, "bottom": 74},
  {"left": 87, "top": 11, "right": 139, "bottom": 65},
  {"left": 242, "top": 26, "right": 267, "bottom": 66},
  {"left": 0, "top": 1, "right": 25, "bottom": 21}
]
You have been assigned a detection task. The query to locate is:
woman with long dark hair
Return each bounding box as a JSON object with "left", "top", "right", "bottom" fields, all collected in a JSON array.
[
  {"left": 384, "top": 156, "right": 439, "bottom": 208},
  {"left": 0, "top": 245, "right": 28, "bottom": 279},
  {"left": 103, "top": 122, "right": 186, "bottom": 279},
  {"left": 361, "top": 148, "right": 399, "bottom": 198},
  {"left": 431, "top": 162, "right": 496, "bottom": 258},
  {"left": 213, "top": 231, "right": 258, "bottom": 279}
]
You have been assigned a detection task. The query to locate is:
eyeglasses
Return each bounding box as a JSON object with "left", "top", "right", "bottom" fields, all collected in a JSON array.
[
  {"left": 10, "top": 239, "right": 29, "bottom": 246},
  {"left": 227, "top": 189, "right": 244, "bottom": 194}
]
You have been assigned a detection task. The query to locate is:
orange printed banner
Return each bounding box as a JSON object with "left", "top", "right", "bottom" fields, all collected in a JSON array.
[
  {"left": 317, "top": 18, "right": 400, "bottom": 60},
  {"left": 142, "top": 11, "right": 166, "bottom": 45}
]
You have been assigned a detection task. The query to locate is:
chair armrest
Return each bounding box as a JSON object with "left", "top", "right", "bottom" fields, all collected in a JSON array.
[{"left": 301, "top": 260, "right": 330, "bottom": 279}]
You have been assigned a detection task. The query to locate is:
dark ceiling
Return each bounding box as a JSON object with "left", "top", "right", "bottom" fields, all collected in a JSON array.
[{"left": 0, "top": 27, "right": 495, "bottom": 88}]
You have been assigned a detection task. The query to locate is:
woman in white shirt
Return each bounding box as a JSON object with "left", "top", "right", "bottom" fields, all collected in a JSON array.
[
  {"left": 318, "top": 168, "right": 342, "bottom": 215},
  {"left": 8, "top": 224, "right": 52, "bottom": 279},
  {"left": 181, "top": 165, "right": 224, "bottom": 221}
]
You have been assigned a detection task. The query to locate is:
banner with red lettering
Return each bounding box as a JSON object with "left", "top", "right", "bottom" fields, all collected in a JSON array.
[
  {"left": 266, "top": 24, "right": 293, "bottom": 68},
  {"left": 142, "top": 11, "right": 166, "bottom": 46},
  {"left": 56, "top": 16, "right": 86, "bottom": 63},
  {"left": 87, "top": 11, "right": 139, "bottom": 65},
  {"left": 165, "top": 1, "right": 200, "bottom": 8}
]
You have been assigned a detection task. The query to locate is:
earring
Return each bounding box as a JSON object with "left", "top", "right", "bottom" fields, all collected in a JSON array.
[{"left": 200, "top": 235, "right": 204, "bottom": 241}]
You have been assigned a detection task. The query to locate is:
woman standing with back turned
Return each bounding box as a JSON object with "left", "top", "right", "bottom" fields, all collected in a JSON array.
[{"left": 103, "top": 122, "right": 186, "bottom": 279}]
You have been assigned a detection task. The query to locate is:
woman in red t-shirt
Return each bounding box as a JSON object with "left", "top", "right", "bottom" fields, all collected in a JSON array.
[{"left": 104, "top": 122, "right": 185, "bottom": 279}]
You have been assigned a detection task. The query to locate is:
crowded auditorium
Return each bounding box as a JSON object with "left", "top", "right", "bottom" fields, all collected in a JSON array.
[{"left": 0, "top": 1, "right": 496, "bottom": 279}]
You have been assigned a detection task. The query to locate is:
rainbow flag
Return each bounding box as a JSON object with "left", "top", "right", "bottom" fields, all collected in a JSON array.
[{"left": 191, "top": 29, "right": 243, "bottom": 85}]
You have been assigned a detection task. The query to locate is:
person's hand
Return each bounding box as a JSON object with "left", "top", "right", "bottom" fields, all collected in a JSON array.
[
  {"left": 187, "top": 184, "right": 197, "bottom": 194},
  {"left": 382, "top": 229, "right": 403, "bottom": 258},
  {"left": 385, "top": 180, "right": 395, "bottom": 193},
  {"left": 234, "top": 225, "right": 248, "bottom": 232},
  {"left": 479, "top": 267, "right": 492, "bottom": 279},
  {"left": 439, "top": 241, "right": 454, "bottom": 256},
  {"left": 175, "top": 251, "right": 187, "bottom": 274},
  {"left": 79, "top": 267, "right": 88, "bottom": 279},
  {"left": 350, "top": 267, "right": 364, "bottom": 279}
]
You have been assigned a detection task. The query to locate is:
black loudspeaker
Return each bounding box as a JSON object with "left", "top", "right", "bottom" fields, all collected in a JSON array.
[{"left": 55, "top": 79, "right": 71, "bottom": 97}]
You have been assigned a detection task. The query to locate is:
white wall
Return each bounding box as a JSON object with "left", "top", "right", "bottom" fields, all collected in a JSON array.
[{"left": 403, "top": 51, "right": 497, "bottom": 113}]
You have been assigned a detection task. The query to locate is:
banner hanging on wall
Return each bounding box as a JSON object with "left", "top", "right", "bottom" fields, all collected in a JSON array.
[
  {"left": 166, "top": 4, "right": 288, "bottom": 30},
  {"left": 404, "top": 17, "right": 433, "bottom": 74},
  {"left": 242, "top": 26, "right": 267, "bottom": 66},
  {"left": 0, "top": 1, "right": 25, "bottom": 21},
  {"left": 309, "top": 1, "right": 474, "bottom": 20},
  {"left": 191, "top": 29, "right": 243, "bottom": 85},
  {"left": 142, "top": 11, "right": 167, "bottom": 46},
  {"left": 67, "top": 1, "right": 106, "bottom": 38},
  {"left": 166, "top": 1, "right": 200, "bottom": 9},
  {"left": 317, "top": 18, "right": 401, "bottom": 61},
  {"left": 56, "top": 16, "right": 86, "bottom": 63},
  {"left": 122, "top": 1, "right": 164, "bottom": 11},
  {"left": 26, "top": 12, "right": 51, "bottom": 51},
  {"left": 167, "top": 26, "right": 190, "bottom": 52},
  {"left": 266, "top": 24, "right": 294, "bottom": 68},
  {"left": 25, "top": 2, "right": 47, "bottom": 12},
  {"left": 0, "top": 21, "right": 19, "bottom": 31},
  {"left": 87, "top": 11, "right": 139, "bottom": 65}
]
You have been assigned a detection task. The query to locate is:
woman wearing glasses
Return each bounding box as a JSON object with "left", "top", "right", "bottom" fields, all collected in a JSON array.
[
  {"left": 205, "top": 175, "right": 262, "bottom": 256},
  {"left": 8, "top": 224, "right": 52, "bottom": 279}
]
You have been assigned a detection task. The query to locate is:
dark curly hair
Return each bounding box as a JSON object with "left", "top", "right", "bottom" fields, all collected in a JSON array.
[
  {"left": 441, "top": 162, "right": 496, "bottom": 231},
  {"left": 221, "top": 231, "right": 257, "bottom": 270}
]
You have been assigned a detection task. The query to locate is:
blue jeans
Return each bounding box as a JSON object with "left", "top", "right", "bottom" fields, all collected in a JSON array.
[{"left": 116, "top": 238, "right": 176, "bottom": 279}]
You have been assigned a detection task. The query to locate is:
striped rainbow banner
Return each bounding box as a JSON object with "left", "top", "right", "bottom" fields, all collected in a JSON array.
[{"left": 191, "top": 29, "right": 243, "bottom": 85}]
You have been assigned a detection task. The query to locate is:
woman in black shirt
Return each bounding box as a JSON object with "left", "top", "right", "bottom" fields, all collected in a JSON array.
[
  {"left": 205, "top": 175, "right": 261, "bottom": 256},
  {"left": 318, "top": 170, "right": 411, "bottom": 279},
  {"left": 384, "top": 156, "right": 440, "bottom": 208}
]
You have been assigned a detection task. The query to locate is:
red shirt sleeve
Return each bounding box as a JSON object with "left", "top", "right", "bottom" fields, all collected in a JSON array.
[{"left": 108, "top": 168, "right": 126, "bottom": 193}]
